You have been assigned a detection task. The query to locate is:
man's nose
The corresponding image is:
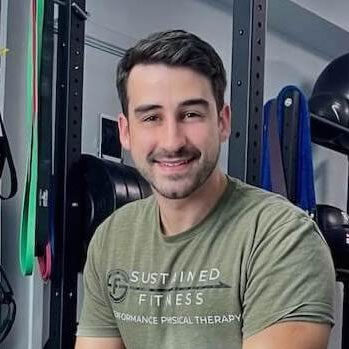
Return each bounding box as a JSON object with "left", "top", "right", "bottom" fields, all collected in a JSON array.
[{"left": 161, "top": 118, "right": 186, "bottom": 151}]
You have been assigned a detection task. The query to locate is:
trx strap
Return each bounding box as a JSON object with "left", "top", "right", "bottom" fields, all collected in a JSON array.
[
  {"left": 20, "top": 0, "right": 45, "bottom": 276},
  {"left": 261, "top": 100, "right": 288, "bottom": 196},
  {"left": 0, "top": 115, "right": 18, "bottom": 200},
  {"left": 36, "top": 0, "right": 54, "bottom": 280},
  {"left": 261, "top": 86, "right": 316, "bottom": 215},
  {"left": 277, "top": 86, "right": 316, "bottom": 215},
  {"left": 281, "top": 90, "right": 299, "bottom": 203}
]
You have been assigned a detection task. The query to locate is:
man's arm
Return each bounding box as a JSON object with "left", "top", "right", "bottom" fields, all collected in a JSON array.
[
  {"left": 243, "top": 321, "right": 331, "bottom": 349},
  {"left": 75, "top": 336, "right": 126, "bottom": 349}
]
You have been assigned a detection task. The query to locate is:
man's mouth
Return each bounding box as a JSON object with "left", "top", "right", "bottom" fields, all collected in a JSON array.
[
  {"left": 148, "top": 147, "right": 201, "bottom": 170},
  {"left": 153, "top": 157, "right": 196, "bottom": 167}
]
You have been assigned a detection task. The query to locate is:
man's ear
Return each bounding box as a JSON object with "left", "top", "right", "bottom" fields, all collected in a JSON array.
[
  {"left": 218, "top": 104, "right": 231, "bottom": 142},
  {"left": 118, "top": 113, "right": 131, "bottom": 151}
]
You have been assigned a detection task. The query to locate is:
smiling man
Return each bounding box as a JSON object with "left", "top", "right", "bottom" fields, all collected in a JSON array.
[{"left": 75, "top": 30, "right": 336, "bottom": 349}]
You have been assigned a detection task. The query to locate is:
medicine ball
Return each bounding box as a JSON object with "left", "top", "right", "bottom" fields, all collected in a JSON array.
[
  {"left": 309, "top": 93, "right": 349, "bottom": 127},
  {"left": 313, "top": 53, "right": 349, "bottom": 102},
  {"left": 80, "top": 154, "right": 152, "bottom": 264},
  {"left": 310, "top": 53, "right": 349, "bottom": 129},
  {"left": 316, "top": 204, "right": 349, "bottom": 270}
]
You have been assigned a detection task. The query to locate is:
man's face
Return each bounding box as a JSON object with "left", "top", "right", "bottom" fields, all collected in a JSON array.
[{"left": 118, "top": 64, "right": 230, "bottom": 199}]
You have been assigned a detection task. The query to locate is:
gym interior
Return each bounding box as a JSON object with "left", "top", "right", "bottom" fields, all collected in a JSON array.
[{"left": 0, "top": 0, "right": 348, "bottom": 348}]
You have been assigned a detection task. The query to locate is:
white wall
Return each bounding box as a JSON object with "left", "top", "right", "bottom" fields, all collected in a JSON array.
[
  {"left": 291, "top": 0, "right": 349, "bottom": 31},
  {"left": 85, "top": 0, "right": 232, "bottom": 71},
  {"left": 264, "top": 30, "right": 329, "bottom": 100}
]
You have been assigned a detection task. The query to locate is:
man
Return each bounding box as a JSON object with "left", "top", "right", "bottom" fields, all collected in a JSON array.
[{"left": 76, "top": 30, "right": 336, "bottom": 349}]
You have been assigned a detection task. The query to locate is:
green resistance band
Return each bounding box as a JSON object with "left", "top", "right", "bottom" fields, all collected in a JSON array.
[{"left": 20, "top": 0, "right": 45, "bottom": 276}]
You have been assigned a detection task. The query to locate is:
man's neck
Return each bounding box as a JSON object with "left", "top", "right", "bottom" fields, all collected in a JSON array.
[{"left": 155, "top": 170, "right": 228, "bottom": 236}]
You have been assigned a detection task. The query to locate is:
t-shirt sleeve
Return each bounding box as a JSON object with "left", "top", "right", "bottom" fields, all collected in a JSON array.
[
  {"left": 76, "top": 227, "right": 121, "bottom": 338},
  {"left": 242, "top": 214, "right": 336, "bottom": 339}
]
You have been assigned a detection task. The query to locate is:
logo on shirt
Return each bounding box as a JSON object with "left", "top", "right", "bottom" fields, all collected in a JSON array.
[
  {"left": 107, "top": 268, "right": 231, "bottom": 306},
  {"left": 107, "top": 269, "right": 129, "bottom": 303}
]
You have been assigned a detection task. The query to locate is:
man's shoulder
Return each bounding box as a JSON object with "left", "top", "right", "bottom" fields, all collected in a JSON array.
[
  {"left": 227, "top": 176, "right": 311, "bottom": 227},
  {"left": 228, "top": 176, "right": 294, "bottom": 207},
  {"left": 92, "top": 195, "right": 155, "bottom": 245},
  {"left": 227, "top": 178, "right": 330, "bottom": 262}
]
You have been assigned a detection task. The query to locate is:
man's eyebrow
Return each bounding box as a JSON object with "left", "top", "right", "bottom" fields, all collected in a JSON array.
[
  {"left": 134, "top": 104, "right": 162, "bottom": 114},
  {"left": 179, "top": 98, "right": 210, "bottom": 109},
  {"left": 133, "top": 99, "right": 209, "bottom": 114}
]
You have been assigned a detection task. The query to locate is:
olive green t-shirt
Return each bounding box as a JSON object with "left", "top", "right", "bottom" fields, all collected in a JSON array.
[{"left": 77, "top": 177, "right": 335, "bottom": 348}]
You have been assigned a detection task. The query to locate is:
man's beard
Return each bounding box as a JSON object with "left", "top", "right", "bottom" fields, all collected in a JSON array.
[{"left": 135, "top": 144, "right": 220, "bottom": 199}]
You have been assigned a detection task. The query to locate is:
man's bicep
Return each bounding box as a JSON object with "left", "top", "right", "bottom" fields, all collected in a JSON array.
[
  {"left": 242, "top": 216, "right": 335, "bottom": 336},
  {"left": 75, "top": 336, "right": 125, "bottom": 349},
  {"left": 242, "top": 321, "right": 331, "bottom": 349}
]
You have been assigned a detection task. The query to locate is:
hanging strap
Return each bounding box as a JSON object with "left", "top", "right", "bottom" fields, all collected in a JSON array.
[
  {"left": 280, "top": 90, "right": 299, "bottom": 204},
  {"left": 268, "top": 99, "right": 288, "bottom": 197},
  {"left": 262, "top": 86, "right": 316, "bottom": 215},
  {"left": 0, "top": 115, "right": 18, "bottom": 200},
  {"left": 277, "top": 86, "right": 316, "bottom": 215},
  {"left": 37, "top": 0, "right": 54, "bottom": 280},
  {"left": 19, "top": 0, "right": 45, "bottom": 276},
  {"left": 261, "top": 99, "right": 287, "bottom": 197}
]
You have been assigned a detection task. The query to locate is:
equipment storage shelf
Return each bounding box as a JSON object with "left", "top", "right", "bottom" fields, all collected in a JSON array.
[{"left": 311, "top": 114, "right": 349, "bottom": 155}]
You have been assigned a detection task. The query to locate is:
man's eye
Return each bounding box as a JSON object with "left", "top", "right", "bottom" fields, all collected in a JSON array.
[
  {"left": 143, "top": 115, "right": 159, "bottom": 122},
  {"left": 184, "top": 112, "right": 201, "bottom": 119}
]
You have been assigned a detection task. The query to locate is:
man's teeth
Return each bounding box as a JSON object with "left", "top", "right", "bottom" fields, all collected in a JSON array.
[{"left": 160, "top": 159, "right": 191, "bottom": 166}]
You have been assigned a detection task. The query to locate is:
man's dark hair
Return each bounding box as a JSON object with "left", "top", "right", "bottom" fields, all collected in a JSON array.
[{"left": 116, "top": 30, "right": 227, "bottom": 116}]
